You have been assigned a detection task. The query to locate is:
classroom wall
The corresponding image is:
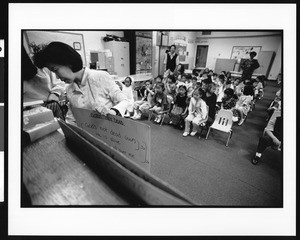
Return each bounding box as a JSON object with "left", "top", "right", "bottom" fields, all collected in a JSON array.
[
  {"left": 194, "top": 32, "right": 282, "bottom": 80},
  {"left": 64, "top": 31, "right": 124, "bottom": 65},
  {"left": 168, "top": 31, "right": 197, "bottom": 69}
]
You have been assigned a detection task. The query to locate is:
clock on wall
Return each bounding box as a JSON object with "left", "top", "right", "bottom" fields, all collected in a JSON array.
[{"left": 73, "top": 42, "right": 81, "bottom": 50}]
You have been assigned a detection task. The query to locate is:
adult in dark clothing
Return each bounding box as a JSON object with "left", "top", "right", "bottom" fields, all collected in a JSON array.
[
  {"left": 252, "top": 111, "right": 282, "bottom": 165},
  {"left": 204, "top": 82, "right": 217, "bottom": 125},
  {"left": 240, "top": 51, "right": 260, "bottom": 81},
  {"left": 164, "top": 44, "right": 179, "bottom": 73}
]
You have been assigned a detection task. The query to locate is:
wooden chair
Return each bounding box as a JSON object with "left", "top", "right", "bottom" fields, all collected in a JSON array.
[{"left": 205, "top": 109, "right": 233, "bottom": 147}]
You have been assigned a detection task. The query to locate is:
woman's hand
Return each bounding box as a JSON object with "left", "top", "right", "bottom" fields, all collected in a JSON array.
[{"left": 95, "top": 105, "right": 110, "bottom": 115}]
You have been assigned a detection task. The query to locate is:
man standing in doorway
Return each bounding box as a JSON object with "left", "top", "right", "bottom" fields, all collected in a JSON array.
[
  {"left": 164, "top": 44, "right": 179, "bottom": 75},
  {"left": 240, "top": 51, "right": 260, "bottom": 81}
]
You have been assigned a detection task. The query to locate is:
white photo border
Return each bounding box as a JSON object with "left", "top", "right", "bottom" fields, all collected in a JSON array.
[{"left": 9, "top": 3, "right": 296, "bottom": 236}]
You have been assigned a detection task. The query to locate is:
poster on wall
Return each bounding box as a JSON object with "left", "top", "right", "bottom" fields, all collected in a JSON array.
[
  {"left": 175, "top": 42, "right": 187, "bottom": 62},
  {"left": 136, "top": 36, "right": 152, "bottom": 73},
  {"left": 230, "top": 46, "right": 261, "bottom": 60},
  {"left": 23, "top": 31, "right": 87, "bottom": 66}
]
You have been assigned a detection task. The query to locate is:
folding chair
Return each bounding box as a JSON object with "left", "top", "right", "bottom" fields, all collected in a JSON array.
[
  {"left": 198, "top": 105, "right": 209, "bottom": 137},
  {"left": 205, "top": 109, "right": 233, "bottom": 147},
  {"left": 148, "top": 99, "right": 172, "bottom": 126}
]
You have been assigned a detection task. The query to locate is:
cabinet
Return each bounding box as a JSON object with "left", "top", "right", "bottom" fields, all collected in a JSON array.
[{"left": 104, "top": 41, "right": 130, "bottom": 77}]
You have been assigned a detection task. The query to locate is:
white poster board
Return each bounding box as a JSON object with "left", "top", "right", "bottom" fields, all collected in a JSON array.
[
  {"left": 23, "top": 30, "right": 86, "bottom": 66},
  {"left": 72, "top": 108, "right": 151, "bottom": 171},
  {"left": 231, "top": 46, "right": 262, "bottom": 60}
]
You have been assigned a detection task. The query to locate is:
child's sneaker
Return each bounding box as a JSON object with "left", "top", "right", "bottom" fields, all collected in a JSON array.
[
  {"left": 200, "top": 122, "right": 206, "bottom": 127},
  {"left": 183, "top": 132, "right": 189, "bottom": 137},
  {"left": 232, "top": 116, "right": 238, "bottom": 122},
  {"left": 251, "top": 155, "right": 260, "bottom": 165},
  {"left": 190, "top": 131, "right": 197, "bottom": 136},
  {"left": 238, "top": 117, "right": 245, "bottom": 126},
  {"left": 124, "top": 112, "right": 130, "bottom": 118},
  {"left": 156, "top": 115, "right": 162, "bottom": 123}
]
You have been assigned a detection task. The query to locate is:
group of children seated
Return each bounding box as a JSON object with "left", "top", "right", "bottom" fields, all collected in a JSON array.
[{"left": 117, "top": 67, "right": 266, "bottom": 137}]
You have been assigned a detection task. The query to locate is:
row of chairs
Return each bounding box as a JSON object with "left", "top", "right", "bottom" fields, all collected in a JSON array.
[{"left": 147, "top": 98, "right": 234, "bottom": 147}]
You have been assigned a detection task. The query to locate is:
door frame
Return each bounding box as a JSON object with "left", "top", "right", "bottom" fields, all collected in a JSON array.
[{"left": 195, "top": 45, "right": 209, "bottom": 68}]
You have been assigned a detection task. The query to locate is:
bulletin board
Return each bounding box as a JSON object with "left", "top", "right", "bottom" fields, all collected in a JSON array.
[
  {"left": 175, "top": 43, "right": 187, "bottom": 62},
  {"left": 136, "top": 36, "right": 152, "bottom": 73},
  {"left": 23, "top": 31, "right": 87, "bottom": 66},
  {"left": 231, "top": 46, "right": 261, "bottom": 60}
]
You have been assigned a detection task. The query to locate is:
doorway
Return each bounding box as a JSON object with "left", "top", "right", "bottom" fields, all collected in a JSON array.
[
  {"left": 195, "top": 45, "right": 209, "bottom": 68},
  {"left": 158, "top": 46, "right": 169, "bottom": 75}
]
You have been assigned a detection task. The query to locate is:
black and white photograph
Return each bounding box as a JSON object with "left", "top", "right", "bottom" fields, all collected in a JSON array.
[
  {"left": 4, "top": 2, "right": 297, "bottom": 237},
  {"left": 21, "top": 29, "right": 283, "bottom": 207}
]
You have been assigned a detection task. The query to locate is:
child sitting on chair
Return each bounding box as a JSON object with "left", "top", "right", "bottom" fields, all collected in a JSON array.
[
  {"left": 118, "top": 76, "right": 134, "bottom": 117},
  {"left": 165, "top": 74, "right": 177, "bottom": 103},
  {"left": 183, "top": 88, "right": 208, "bottom": 137},
  {"left": 234, "top": 86, "right": 253, "bottom": 125},
  {"left": 254, "top": 75, "right": 265, "bottom": 100},
  {"left": 221, "top": 88, "right": 238, "bottom": 121},
  {"left": 169, "top": 85, "right": 188, "bottom": 127},
  {"left": 131, "top": 80, "right": 154, "bottom": 120},
  {"left": 149, "top": 82, "right": 169, "bottom": 124},
  {"left": 153, "top": 75, "right": 163, "bottom": 89}
]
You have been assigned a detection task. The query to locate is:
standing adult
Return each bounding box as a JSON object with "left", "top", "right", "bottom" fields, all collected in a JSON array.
[
  {"left": 240, "top": 51, "right": 260, "bottom": 82},
  {"left": 22, "top": 45, "right": 66, "bottom": 119},
  {"left": 33, "top": 41, "right": 129, "bottom": 124},
  {"left": 164, "top": 44, "right": 179, "bottom": 74}
]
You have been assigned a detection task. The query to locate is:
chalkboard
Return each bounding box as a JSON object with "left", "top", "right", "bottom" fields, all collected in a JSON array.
[
  {"left": 214, "top": 58, "right": 236, "bottom": 74},
  {"left": 23, "top": 31, "right": 86, "bottom": 66},
  {"left": 231, "top": 46, "right": 262, "bottom": 60}
]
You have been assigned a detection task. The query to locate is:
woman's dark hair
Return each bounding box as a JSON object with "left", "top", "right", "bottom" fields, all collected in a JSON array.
[
  {"left": 250, "top": 51, "right": 257, "bottom": 57},
  {"left": 224, "top": 88, "right": 235, "bottom": 98},
  {"left": 33, "top": 41, "right": 83, "bottom": 72},
  {"left": 22, "top": 46, "right": 37, "bottom": 81}
]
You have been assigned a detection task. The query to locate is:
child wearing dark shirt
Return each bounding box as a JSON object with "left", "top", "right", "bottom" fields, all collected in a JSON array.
[
  {"left": 149, "top": 82, "right": 169, "bottom": 123},
  {"left": 205, "top": 82, "right": 217, "bottom": 125},
  {"left": 169, "top": 85, "right": 188, "bottom": 127}
]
